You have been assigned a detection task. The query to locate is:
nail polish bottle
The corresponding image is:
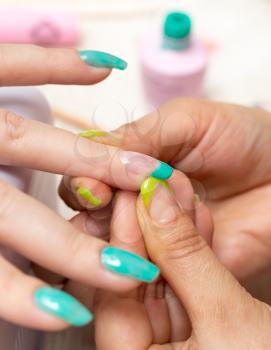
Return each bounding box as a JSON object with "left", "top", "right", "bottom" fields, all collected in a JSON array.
[
  {"left": 0, "top": 9, "right": 79, "bottom": 47},
  {"left": 140, "top": 11, "right": 208, "bottom": 107}
]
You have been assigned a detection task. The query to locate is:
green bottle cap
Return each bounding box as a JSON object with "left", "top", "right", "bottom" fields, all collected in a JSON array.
[{"left": 164, "top": 12, "right": 191, "bottom": 39}]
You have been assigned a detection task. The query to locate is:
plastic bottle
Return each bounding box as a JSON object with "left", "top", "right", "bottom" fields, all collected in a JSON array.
[
  {"left": 140, "top": 11, "right": 208, "bottom": 107},
  {"left": 0, "top": 9, "right": 79, "bottom": 47}
]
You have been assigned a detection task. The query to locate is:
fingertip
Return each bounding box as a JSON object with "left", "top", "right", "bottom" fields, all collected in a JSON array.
[
  {"left": 89, "top": 67, "right": 112, "bottom": 84},
  {"left": 70, "top": 177, "right": 113, "bottom": 210}
]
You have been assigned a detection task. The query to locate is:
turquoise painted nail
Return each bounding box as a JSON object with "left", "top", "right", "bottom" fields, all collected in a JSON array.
[
  {"left": 119, "top": 151, "right": 174, "bottom": 181},
  {"left": 34, "top": 287, "right": 93, "bottom": 327},
  {"left": 151, "top": 161, "right": 173, "bottom": 180},
  {"left": 79, "top": 50, "right": 128, "bottom": 70},
  {"left": 101, "top": 246, "right": 160, "bottom": 283}
]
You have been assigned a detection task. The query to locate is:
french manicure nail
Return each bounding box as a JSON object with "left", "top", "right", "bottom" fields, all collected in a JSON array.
[
  {"left": 140, "top": 176, "right": 170, "bottom": 208},
  {"left": 101, "top": 246, "right": 160, "bottom": 283},
  {"left": 141, "top": 177, "right": 180, "bottom": 223},
  {"left": 194, "top": 193, "right": 201, "bottom": 203},
  {"left": 34, "top": 287, "right": 93, "bottom": 327},
  {"left": 79, "top": 50, "right": 128, "bottom": 70},
  {"left": 77, "top": 187, "right": 102, "bottom": 207},
  {"left": 79, "top": 130, "right": 108, "bottom": 138},
  {"left": 119, "top": 151, "right": 173, "bottom": 181},
  {"left": 79, "top": 129, "right": 123, "bottom": 146}
]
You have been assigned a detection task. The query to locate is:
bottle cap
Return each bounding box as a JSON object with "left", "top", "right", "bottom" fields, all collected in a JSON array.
[{"left": 164, "top": 12, "right": 191, "bottom": 39}]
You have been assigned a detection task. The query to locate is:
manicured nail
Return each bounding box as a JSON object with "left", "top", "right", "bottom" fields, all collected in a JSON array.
[
  {"left": 194, "top": 193, "right": 201, "bottom": 204},
  {"left": 77, "top": 187, "right": 102, "bottom": 207},
  {"left": 34, "top": 287, "right": 93, "bottom": 327},
  {"left": 79, "top": 129, "right": 123, "bottom": 146},
  {"left": 119, "top": 151, "right": 173, "bottom": 181},
  {"left": 79, "top": 130, "right": 108, "bottom": 138},
  {"left": 79, "top": 50, "right": 128, "bottom": 70},
  {"left": 141, "top": 177, "right": 179, "bottom": 223},
  {"left": 140, "top": 176, "right": 170, "bottom": 208},
  {"left": 101, "top": 246, "right": 160, "bottom": 283}
]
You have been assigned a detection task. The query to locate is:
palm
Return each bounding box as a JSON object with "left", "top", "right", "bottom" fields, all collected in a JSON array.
[{"left": 209, "top": 186, "right": 271, "bottom": 302}]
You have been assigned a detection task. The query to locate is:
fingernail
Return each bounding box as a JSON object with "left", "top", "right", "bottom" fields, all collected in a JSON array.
[
  {"left": 194, "top": 193, "right": 201, "bottom": 204},
  {"left": 34, "top": 287, "right": 93, "bottom": 327},
  {"left": 79, "top": 130, "right": 108, "bottom": 138},
  {"left": 141, "top": 177, "right": 180, "bottom": 223},
  {"left": 79, "top": 129, "right": 123, "bottom": 146},
  {"left": 79, "top": 50, "right": 128, "bottom": 70},
  {"left": 77, "top": 187, "right": 102, "bottom": 207},
  {"left": 101, "top": 246, "right": 160, "bottom": 283},
  {"left": 119, "top": 151, "right": 173, "bottom": 181}
]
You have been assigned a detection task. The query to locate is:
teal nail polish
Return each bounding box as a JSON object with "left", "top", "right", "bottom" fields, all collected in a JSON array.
[
  {"left": 34, "top": 287, "right": 93, "bottom": 327},
  {"left": 101, "top": 246, "right": 160, "bottom": 283},
  {"left": 151, "top": 161, "right": 173, "bottom": 180},
  {"left": 79, "top": 50, "right": 128, "bottom": 70}
]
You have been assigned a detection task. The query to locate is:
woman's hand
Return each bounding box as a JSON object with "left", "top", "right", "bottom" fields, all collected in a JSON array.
[
  {"left": 0, "top": 45, "right": 167, "bottom": 330},
  {"left": 61, "top": 99, "right": 271, "bottom": 300},
  {"left": 94, "top": 177, "right": 271, "bottom": 350}
]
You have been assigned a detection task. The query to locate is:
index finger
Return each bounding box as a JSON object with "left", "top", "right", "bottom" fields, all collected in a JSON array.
[
  {"left": 0, "top": 44, "right": 128, "bottom": 86},
  {"left": 0, "top": 113, "right": 174, "bottom": 190}
]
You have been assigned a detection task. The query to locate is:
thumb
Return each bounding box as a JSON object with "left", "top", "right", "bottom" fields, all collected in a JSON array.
[{"left": 136, "top": 177, "right": 250, "bottom": 327}]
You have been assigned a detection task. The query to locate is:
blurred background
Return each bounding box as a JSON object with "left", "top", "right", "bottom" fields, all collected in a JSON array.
[{"left": 0, "top": 0, "right": 271, "bottom": 217}]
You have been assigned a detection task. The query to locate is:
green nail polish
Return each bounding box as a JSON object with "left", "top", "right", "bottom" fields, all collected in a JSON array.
[
  {"left": 140, "top": 177, "right": 170, "bottom": 208},
  {"left": 101, "top": 246, "right": 160, "bottom": 283},
  {"left": 151, "top": 161, "right": 173, "bottom": 180},
  {"left": 77, "top": 187, "right": 102, "bottom": 207},
  {"left": 34, "top": 287, "right": 93, "bottom": 327},
  {"left": 194, "top": 193, "right": 201, "bottom": 203},
  {"left": 79, "top": 50, "right": 128, "bottom": 70},
  {"left": 79, "top": 129, "right": 108, "bottom": 138}
]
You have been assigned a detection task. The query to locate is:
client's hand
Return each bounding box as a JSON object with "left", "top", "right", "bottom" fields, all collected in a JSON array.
[{"left": 0, "top": 44, "right": 167, "bottom": 331}]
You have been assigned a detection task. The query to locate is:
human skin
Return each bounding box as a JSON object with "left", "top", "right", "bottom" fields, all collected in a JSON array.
[
  {"left": 92, "top": 185, "right": 271, "bottom": 350},
  {"left": 60, "top": 99, "right": 271, "bottom": 302},
  {"left": 0, "top": 44, "right": 175, "bottom": 330}
]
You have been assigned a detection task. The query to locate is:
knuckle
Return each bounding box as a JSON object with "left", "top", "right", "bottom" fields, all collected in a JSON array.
[
  {"left": 0, "top": 266, "right": 20, "bottom": 295},
  {"left": 160, "top": 216, "right": 207, "bottom": 261},
  {"left": 0, "top": 180, "right": 14, "bottom": 222},
  {"left": 0, "top": 109, "right": 26, "bottom": 143},
  {"left": 0, "top": 257, "right": 25, "bottom": 298},
  {"left": 65, "top": 230, "right": 88, "bottom": 262}
]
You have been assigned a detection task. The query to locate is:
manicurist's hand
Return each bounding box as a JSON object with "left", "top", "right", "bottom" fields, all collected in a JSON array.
[
  {"left": 94, "top": 179, "right": 271, "bottom": 350},
  {"left": 0, "top": 44, "right": 169, "bottom": 330},
  {"left": 62, "top": 99, "right": 271, "bottom": 301}
]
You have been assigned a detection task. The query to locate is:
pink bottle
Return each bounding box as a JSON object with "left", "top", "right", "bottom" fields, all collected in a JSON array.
[
  {"left": 140, "top": 12, "right": 208, "bottom": 107},
  {"left": 0, "top": 9, "right": 79, "bottom": 47}
]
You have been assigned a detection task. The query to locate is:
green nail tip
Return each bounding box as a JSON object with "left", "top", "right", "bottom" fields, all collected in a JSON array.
[
  {"left": 79, "top": 50, "right": 128, "bottom": 70},
  {"left": 34, "top": 287, "right": 93, "bottom": 327},
  {"left": 194, "top": 193, "right": 201, "bottom": 203},
  {"left": 79, "top": 129, "right": 107, "bottom": 138},
  {"left": 140, "top": 176, "right": 170, "bottom": 208},
  {"left": 151, "top": 161, "right": 173, "bottom": 180},
  {"left": 101, "top": 246, "right": 160, "bottom": 283},
  {"left": 77, "top": 187, "right": 102, "bottom": 207}
]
